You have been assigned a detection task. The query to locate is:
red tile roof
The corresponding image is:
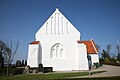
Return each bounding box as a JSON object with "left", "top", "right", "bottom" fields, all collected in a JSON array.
[
  {"left": 77, "top": 39, "right": 98, "bottom": 54},
  {"left": 29, "top": 41, "right": 40, "bottom": 44}
]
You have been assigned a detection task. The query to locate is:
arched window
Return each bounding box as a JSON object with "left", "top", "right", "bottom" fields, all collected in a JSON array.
[
  {"left": 51, "top": 48, "right": 55, "bottom": 58},
  {"left": 50, "top": 43, "right": 64, "bottom": 59},
  {"left": 46, "top": 22, "right": 48, "bottom": 34},
  {"left": 60, "top": 49, "right": 63, "bottom": 57}
]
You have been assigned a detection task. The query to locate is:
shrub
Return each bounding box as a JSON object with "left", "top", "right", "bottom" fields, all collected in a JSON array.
[
  {"left": 102, "top": 62, "right": 120, "bottom": 66},
  {"left": 8, "top": 68, "right": 24, "bottom": 75}
]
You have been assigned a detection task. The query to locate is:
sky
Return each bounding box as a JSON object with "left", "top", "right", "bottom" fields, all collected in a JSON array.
[{"left": 0, "top": 0, "right": 120, "bottom": 63}]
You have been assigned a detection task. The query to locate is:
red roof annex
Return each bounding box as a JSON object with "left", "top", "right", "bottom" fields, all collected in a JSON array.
[
  {"left": 29, "top": 41, "right": 40, "bottom": 44},
  {"left": 77, "top": 39, "right": 98, "bottom": 54}
]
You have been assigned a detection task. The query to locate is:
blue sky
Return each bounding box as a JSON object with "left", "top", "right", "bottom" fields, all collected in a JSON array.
[{"left": 0, "top": 0, "right": 120, "bottom": 63}]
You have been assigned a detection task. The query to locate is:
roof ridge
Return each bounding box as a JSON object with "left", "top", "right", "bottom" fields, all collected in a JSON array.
[{"left": 91, "top": 40, "right": 98, "bottom": 53}]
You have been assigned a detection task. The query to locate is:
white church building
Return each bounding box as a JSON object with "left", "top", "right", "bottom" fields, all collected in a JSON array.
[{"left": 27, "top": 8, "right": 99, "bottom": 71}]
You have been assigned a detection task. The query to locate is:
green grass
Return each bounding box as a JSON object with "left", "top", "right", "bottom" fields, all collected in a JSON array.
[{"left": 0, "top": 71, "right": 106, "bottom": 80}]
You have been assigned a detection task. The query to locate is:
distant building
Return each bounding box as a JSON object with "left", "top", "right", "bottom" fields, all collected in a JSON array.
[{"left": 27, "top": 8, "right": 99, "bottom": 71}]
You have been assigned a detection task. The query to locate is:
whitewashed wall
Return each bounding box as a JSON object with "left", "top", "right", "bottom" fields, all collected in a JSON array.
[
  {"left": 89, "top": 54, "right": 99, "bottom": 65},
  {"left": 35, "top": 9, "right": 81, "bottom": 71},
  {"left": 78, "top": 43, "right": 89, "bottom": 70},
  {"left": 27, "top": 44, "right": 42, "bottom": 67}
]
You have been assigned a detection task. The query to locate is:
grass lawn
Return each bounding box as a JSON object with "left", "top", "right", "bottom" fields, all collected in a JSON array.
[{"left": 0, "top": 71, "right": 109, "bottom": 80}]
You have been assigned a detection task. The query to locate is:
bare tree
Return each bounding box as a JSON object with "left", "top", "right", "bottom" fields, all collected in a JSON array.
[
  {"left": 96, "top": 44, "right": 101, "bottom": 58},
  {"left": 3, "top": 41, "right": 19, "bottom": 76},
  {"left": 96, "top": 44, "right": 100, "bottom": 51},
  {"left": 106, "top": 44, "right": 112, "bottom": 58},
  {"left": 106, "top": 44, "right": 112, "bottom": 53},
  {"left": 101, "top": 49, "right": 109, "bottom": 60}
]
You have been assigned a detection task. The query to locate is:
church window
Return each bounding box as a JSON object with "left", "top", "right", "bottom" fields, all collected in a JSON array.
[
  {"left": 46, "top": 22, "right": 48, "bottom": 35},
  {"left": 51, "top": 17, "right": 53, "bottom": 34},
  {"left": 50, "top": 43, "right": 64, "bottom": 59},
  {"left": 52, "top": 48, "right": 55, "bottom": 58},
  {"left": 61, "top": 17, "right": 63, "bottom": 34},
  {"left": 54, "top": 13, "right": 56, "bottom": 34},
  {"left": 60, "top": 49, "right": 63, "bottom": 57},
  {"left": 58, "top": 13, "right": 60, "bottom": 34},
  {"left": 66, "top": 22, "right": 69, "bottom": 34}
]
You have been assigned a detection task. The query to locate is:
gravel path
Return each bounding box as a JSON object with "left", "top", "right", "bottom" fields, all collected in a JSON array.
[{"left": 76, "top": 65, "right": 120, "bottom": 78}]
